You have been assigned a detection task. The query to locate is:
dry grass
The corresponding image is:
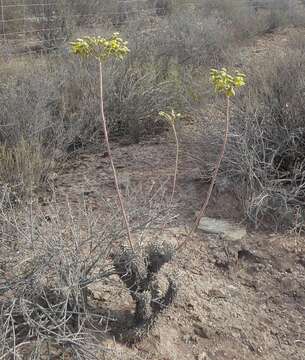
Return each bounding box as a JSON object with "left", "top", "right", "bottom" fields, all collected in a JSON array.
[{"left": 0, "top": 140, "right": 51, "bottom": 204}]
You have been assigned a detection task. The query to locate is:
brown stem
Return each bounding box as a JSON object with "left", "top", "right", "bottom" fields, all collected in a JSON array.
[
  {"left": 169, "top": 122, "right": 179, "bottom": 204},
  {"left": 99, "top": 61, "right": 134, "bottom": 251},
  {"left": 177, "top": 96, "right": 230, "bottom": 250}
]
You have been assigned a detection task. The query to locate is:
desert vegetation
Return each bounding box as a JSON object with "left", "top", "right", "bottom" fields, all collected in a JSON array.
[{"left": 1, "top": 0, "right": 305, "bottom": 359}]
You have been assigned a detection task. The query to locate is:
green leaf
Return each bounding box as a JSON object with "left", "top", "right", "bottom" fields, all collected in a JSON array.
[
  {"left": 227, "top": 87, "right": 235, "bottom": 97},
  {"left": 70, "top": 33, "right": 129, "bottom": 61},
  {"left": 210, "top": 67, "right": 246, "bottom": 96}
]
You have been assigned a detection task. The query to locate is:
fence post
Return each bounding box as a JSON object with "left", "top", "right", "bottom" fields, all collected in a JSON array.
[
  {"left": 0, "top": 0, "right": 5, "bottom": 41},
  {"left": 42, "top": 0, "right": 45, "bottom": 19},
  {"left": 23, "top": 0, "right": 26, "bottom": 41}
]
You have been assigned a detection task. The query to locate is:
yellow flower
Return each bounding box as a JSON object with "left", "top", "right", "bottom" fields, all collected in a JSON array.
[
  {"left": 210, "top": 68, "right": 246, "bottom": 97},
  {"left": 70, "top": 33, "right": 129, "bottom": 62}
]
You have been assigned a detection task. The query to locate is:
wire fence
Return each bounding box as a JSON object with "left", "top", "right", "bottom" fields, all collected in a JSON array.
[
  {"left": 0, "top": 1, "right": 171, "bottom": 37},
  {"left": 0, "top": 0, "right": 301, "bottom": 58},
  {"left": 0, "top": 0, "right": 177, "bottom": 57}
]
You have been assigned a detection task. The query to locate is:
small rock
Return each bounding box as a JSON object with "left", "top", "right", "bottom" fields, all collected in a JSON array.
[
  {"left": 238, "top": 248, "right": 262, "bottom": 263},
  {"left": 226, "top": 284, "right": 239, "bottom": 297},
  {"left": 241, "top": 278, "right": 258, "bottom": 290},
  {"left": 191, "top": 314, "right": 202, "bottom": 322},
  {"left": 246, "top": 263, "right": 265, "bottom": 273},
  {"left": 89, "top": 285, "right": 111, "bottom": 302},
  {"left": 193, "top": 324, "right": 213, "bottom": 339},
  {"left": 198, "top": 217, "right": 247, "bottom": 241},
  {"left": 187, "top": 301, "right": 196, "bottom": 310},
  {"left": 83, "top": 190, "right": 94, "bottom": 196},
  {"left": 197, "top": 352, "right": 208, "bottom": 360},
  {"left": 183, "top": 334, "right": 198, "bottom": 344},
  {"left": 119, "top": 137, "right": 133, "bottom": 146},
  {"left": 182, "top": 334, "right": 190, "bottom": 343},
  {"left": 208, "top": 288, "right": 226, "bottom": 299},
  {"left": 297, "top": 255, "right": 305, "bottom": 268},
  {"left": 214, "top": 254, "right": 230, "bottom": 270}
]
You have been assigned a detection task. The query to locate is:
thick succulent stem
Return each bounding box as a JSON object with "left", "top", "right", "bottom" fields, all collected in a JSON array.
[{"left": 99, "top": 61, "right": 134, "bottom": 251}]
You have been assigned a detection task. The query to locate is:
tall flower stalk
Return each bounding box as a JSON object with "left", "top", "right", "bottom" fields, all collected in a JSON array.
[
  {"left": 159, "top": 110, "right": 181, "bottom": 204},
  {"left": 179, "top": 68, "right": 246, "bottom": 249},
  {"left": 71, "top": 33, "right": 134, "bottom": 250}
]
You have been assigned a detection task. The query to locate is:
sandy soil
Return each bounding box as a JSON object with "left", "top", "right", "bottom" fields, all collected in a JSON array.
[{"left": 44, "top": 133, "right": 305, "bottom": 360}]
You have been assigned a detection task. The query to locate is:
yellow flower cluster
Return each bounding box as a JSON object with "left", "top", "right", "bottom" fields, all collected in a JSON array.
[
  {"left": 70, "top": 32, "right": 129, "bottom": 61},
  {"left": 210, "top": 68, "right": 246, "bottom": 97}
]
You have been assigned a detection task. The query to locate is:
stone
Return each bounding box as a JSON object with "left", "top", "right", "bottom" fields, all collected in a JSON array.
[
  {"left": 197, "top": 352, "right": 208, "bottom": 360},
  {"left": 298, "top": 255, "right": 305, "bottom": 268},
  {"left": 198, "top": 217, "right": 247, "bottom": 241},
  {"left": 208, "top": 289, "right": 226, "bottom": 299},
  {"left": 193, "top": 324, "right": 214, "bottom": 339}
]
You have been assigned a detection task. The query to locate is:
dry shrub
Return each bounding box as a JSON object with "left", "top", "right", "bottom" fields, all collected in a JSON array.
[
  {"left": 0, "top": 58, "right": 58, "bottom": 147},
  {"left": 223, "top": 44, "right": 305, "bottom": 230},
  {"left": 31, "top": 1, "right": 74, "bottom": 50},
  {"left": 49, "top": 17, "right": 194, "bottom": 143},
  {"left": 0, "top": 60, "right": 60, "bottom": 199},
  {"left": 0, "top": 201, "right": 119, "bottom": 359},
  {"left": 48, "top": 54, "right": 186, "bottom": 145},
  {"left": 64, "top": 0, "right": 119, "bottom": 19},
  {"left": 104, "top": 63, "right": 186, "bottom": 142},
  {"left": 0, "top": 140, "right": 50, "bottom": 203},
  {"left": 184, "top": 32, "right": 305, "bottom": 231},
  {"left": 119, "top": 8, "right": 236, "bottom": 79},
  {"left": 261, "top": 0, "right": 305, "bottom": 30},
  {"left": 0, "top": 4, "right": 238, "bottom": 148},
  {"left": 0, "top": 180, "right": 176, "bottom": 358},
  {"left": 0, "top": 38, "right": 188, "bottom": 197},
  {"left": 0, "top": 186, "right": 176, "bottom": 359},
  {"left": 1, "top": 2, "right": 25, "bottom": 38},
  {"left": 0, "top": 5, "right": 238, "bottom": 198},
  {"left": 201, "top": 0, "right": 263, "bottom": 39},
  {"left": 161, "top": 11, "right": 235, "bottom": 67},
  {"left": 201, "top": 0, "right": 305, "bottom": 39}
]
